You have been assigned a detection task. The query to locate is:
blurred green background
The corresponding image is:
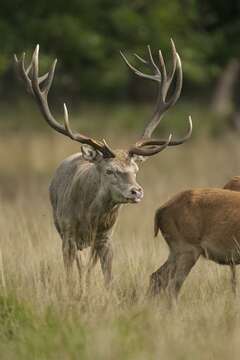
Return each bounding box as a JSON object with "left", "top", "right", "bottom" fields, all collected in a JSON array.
[
  {"left": 1, "top": 4, "right": 240, "bottom": 359},
  {"left": 0, "top": 0, "right": 240, "bottom": 136}
]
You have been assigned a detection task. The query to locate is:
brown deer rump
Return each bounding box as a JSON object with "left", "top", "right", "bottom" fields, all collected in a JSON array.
[{"left": 155, "top": 188, "right": 240, "bottom": 266}]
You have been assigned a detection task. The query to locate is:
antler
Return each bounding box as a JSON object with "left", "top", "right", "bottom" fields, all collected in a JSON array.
[
  {"left": 120, "top": 39, "right": 192, "bottom": 157},
  {"left": 13, "top": 45, "right": 115, "bottom": 158}
]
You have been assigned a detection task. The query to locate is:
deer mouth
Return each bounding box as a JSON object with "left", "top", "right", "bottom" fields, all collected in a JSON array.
[
  {"left": 131, "top": 197, "right": 142, "bottom": 203},
  {"left": 126, "top": 193, "right": 143, "bottom": 203}
]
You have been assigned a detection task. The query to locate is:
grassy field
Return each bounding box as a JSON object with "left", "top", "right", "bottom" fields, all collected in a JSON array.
[{"left": 0, "top": 107, "right": 240, "bottom": 359}]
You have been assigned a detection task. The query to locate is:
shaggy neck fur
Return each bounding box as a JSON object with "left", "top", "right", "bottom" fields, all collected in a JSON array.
[{"left": 70, "top": 160, "right": 120, "bottom": 242}]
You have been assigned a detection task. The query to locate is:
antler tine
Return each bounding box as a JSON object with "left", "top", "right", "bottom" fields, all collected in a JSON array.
[
  {"left": 148, "top": 50, "right": 182, "bottom": 122},
  {"left": 120, "top": 50, "right": 159, "bottom": 81},
  {"left": 120, "top": 51, "right": 144, "bottom": 76},
  {"left": 124, "top": 40, "right": 192, "bottom": 157},
  {"left": 165, "top": 53, "right": 182, "bottom": 108},
  {"left": 166, "top": 38, "right": 177, "bottom": 89},
  {"left": 15, "top": 45, "right": 115, "bottom": 158},
  {"left": 147, "top": 45, "right": 161, "bottom": 75},
  {"left": 32, "top": 44, "right": 39, "bottom": 80},
  {"left": 13, "top": 52, "right": 32, "bottom": 94},
  {"left": 142, "top": 43, "right": 181, "bottom": 138},
  {"left": 138, "top": 116, "right": 192, "bottom": 147},
  {"left": 31, "top": 45, "right": 58, "bottom": 95},
  {"left": 63, "top": 102, "right": 111, "bottom": 152},
  {"left": 42, "top": 59, "right": 57, "bottom": 95},
  {"left": 129, "top": 133, "right": 172, "bottom": 157},
  {"left": 63, "top": 103, "right": 74, "bottom": 138},
  {"left": 134, "top": 53, "right": 148, "bottom": 64},
  {"left": 62, "top": 103, "right": 100, "bottom": 144},
  {"left": 28, "top": 46, "right": 49, "bottom": 85},
  {"left": 134, "top": 48, "right": 161, "bottom": 81},
  {"left": 14, "top": 47, "right": 50, "bottom": 95},
  {"left": 158, "top": 49, "right": 168, "bottom": 101}
]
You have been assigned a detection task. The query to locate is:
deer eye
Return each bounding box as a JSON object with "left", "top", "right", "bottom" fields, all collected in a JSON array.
[{"left": 106, "top": 169, "right": 114, "bottom": 175}]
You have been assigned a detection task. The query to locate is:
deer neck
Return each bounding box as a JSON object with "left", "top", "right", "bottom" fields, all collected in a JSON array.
[
  {"left": 92, "top": 185, "right": 120, "bottom": 218},
  {"left": 85, "top": 184, "right": 120, "bottom": 239}
]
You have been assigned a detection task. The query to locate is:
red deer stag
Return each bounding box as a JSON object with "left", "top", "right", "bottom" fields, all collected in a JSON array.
[
  {"left": 151, "top": 183, "right": 240, "bottom": 298},
  {"left": 14, "top": 41, "right": 192, "bottom": 286}
]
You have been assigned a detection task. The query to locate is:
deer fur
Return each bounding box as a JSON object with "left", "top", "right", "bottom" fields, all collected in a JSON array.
[
  {"left": 150, "top": 176, "right": 240, "bottom": 298},
  {"left": 223, "top": 176, "right": 240, "bottom": 191},
  {"left": 50, "top": 148, "right": 144, "bottom": 285}
]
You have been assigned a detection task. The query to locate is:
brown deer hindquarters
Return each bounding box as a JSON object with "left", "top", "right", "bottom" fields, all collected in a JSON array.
[
  {"left": 151, "top": 188, "right": 240, "bottom": 298},
  {"left": 223, "top": 176, "right": 240, "bottom": 191},
  {"left": 149, "top": 251, "right": 201, "bottom": 298},
  {"left": 154, "top": 191, "right": 203, "bottom": 246},
  {"left": 151, "top": 191, "right": 202, "bottom": 297}
]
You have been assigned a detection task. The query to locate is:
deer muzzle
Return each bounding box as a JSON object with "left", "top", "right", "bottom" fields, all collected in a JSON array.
[{"left": 127, "top": 186, "right": 144, "bottom": 203}]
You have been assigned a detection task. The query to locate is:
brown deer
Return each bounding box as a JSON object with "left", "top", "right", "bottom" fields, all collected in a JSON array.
[
  {"left": 14, "top": 41, "right": 192, "bottom": 286},
  {"left": 151, "top": 180, "right": 240, "bottom": 298},
  {"left": 223, "top": 176, "right": 240, "bottom": 191}
]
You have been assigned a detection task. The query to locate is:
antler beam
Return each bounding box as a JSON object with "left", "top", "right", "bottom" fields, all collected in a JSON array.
[{"left": 14, "top": 45, "right": 115, "bottom": 158}]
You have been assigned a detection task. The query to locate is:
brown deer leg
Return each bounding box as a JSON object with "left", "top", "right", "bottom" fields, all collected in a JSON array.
[
  {"left": 168, "top": 250, "right": 200, "bottom": 299},
  {"left": 148, "top": 255, "right": 175, "bottom": 296},
  {"left": 230, "top": 264, "right": 237, "bottom": 294},
  {"left": 97, "top": 240, "right": 113, "bottom": 287}
]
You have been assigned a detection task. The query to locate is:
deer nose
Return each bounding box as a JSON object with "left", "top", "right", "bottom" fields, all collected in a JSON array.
[{"left": 130, "top": 186, "right": 144, "bottom": 198}]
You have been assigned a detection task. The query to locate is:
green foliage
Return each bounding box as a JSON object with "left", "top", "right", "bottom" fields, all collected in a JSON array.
[
  {"left": 0, "top": 295, "right": 33, "bottom": 341},
  {"left": 1, "top": 0, "right": 240, "bottom": 99}
]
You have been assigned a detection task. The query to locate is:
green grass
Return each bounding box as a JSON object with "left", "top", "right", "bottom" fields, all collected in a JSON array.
[
  {"left": 0, "top": 106, "right": 240, "bottom": 359},
  {"left": 0, "top": 287, "right": 239, "bottom": 360}
]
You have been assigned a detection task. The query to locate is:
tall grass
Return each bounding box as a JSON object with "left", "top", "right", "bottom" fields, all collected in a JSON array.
[{"left": 0, "top": 126, "right": 240, "bottom": 359}]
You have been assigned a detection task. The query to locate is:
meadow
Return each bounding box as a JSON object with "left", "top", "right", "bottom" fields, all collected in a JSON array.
[{"left": 0, "top": 102, "right": 240, "bottom": 359}]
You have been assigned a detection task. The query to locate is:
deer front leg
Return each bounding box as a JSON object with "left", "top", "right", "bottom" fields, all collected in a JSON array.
[
  {"left": 62, "top": 238, "right": 77, "bottom": 281},
  {"left": 96, "top": 239, "right": 113, "bottom": 287}
]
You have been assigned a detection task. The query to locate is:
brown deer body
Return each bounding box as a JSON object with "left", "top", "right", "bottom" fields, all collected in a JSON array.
[
  {"left": 223, "top": 176, "right": 240, "bottom": 191},
  {"left": 14, "top": 41, "right": 192, "bottom": 285},
  {"left": 151, "top": 184, "right": 240, "bottom": 298}
]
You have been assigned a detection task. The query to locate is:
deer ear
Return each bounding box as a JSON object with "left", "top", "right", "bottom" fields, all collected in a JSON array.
[
  {"left": 131, "top": 154, "right": 148, "bottom": 164},
  {"left": 81, "top": 145, "right": 102, "bottom": 162}
]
